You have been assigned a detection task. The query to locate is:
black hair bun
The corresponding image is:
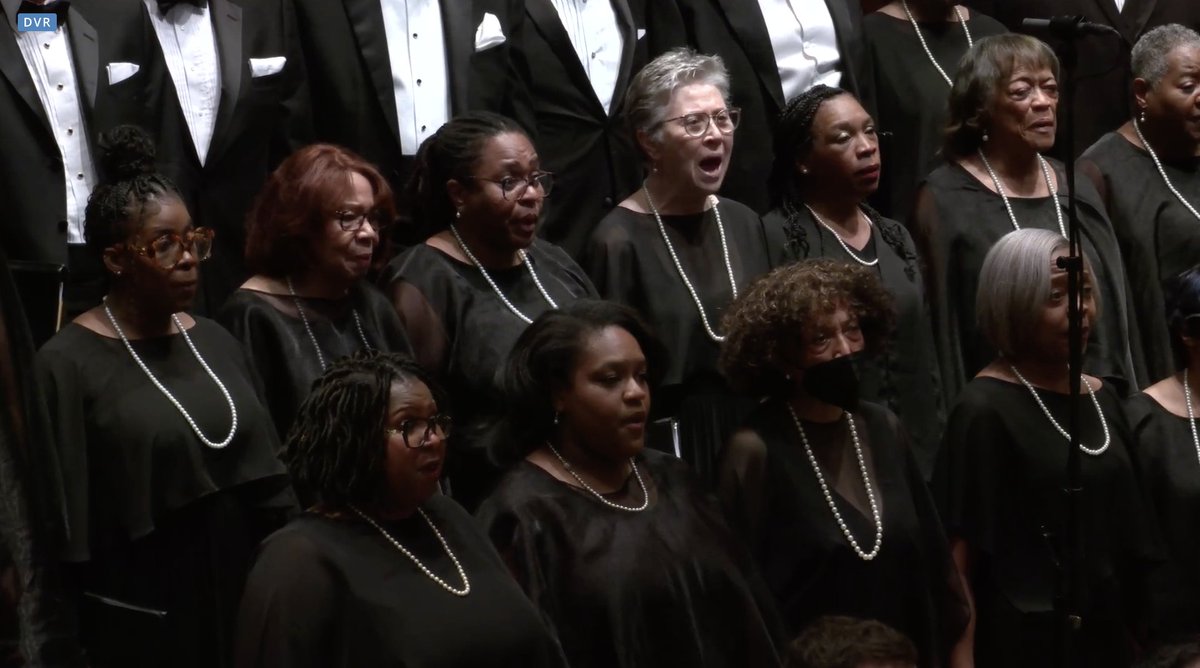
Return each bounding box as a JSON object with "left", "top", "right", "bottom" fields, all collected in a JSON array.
[{"left": 97, "top": 125, "right": 157, "bottom": 182}]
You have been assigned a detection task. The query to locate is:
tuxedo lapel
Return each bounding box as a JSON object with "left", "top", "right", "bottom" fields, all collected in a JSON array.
[
  {"left": 208, "top": 0, "right": 242, "bottom": 164},
  {"left": 1089, "top": 0, "right": 1134, "bottom": 42},
  {"left": 66, "top": 8, "right": 98, "bottom": 109},
  {"left": 345, "top": 0, "right": 399, "bottom": 143},
  {"left": 714, "top": 0, "right": 783, "bottom": 109},
  {"left": 1123, "top": 0, "right": 1159, "bottom": 42},
  {"left": 526, "top": 0, "right": 605, "bottom": 115},
  {"left": 610, "top": 0, "right": 636, "bottom": 113},
  {"left": 441, "top": 0, "right": 471, "bottom": 113},
  {"left": 0, "top": 2, "right": 53, "bottom": 136}
]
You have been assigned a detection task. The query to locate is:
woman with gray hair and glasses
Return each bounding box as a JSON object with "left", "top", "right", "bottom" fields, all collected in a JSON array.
[
  {"left": 582, "top": 48, "right": 775, "bottom": 483},
  {"left": 1080, "top": 24, "right": 1200, "bottom": 384},
  {"left": 938, "top": 228, "right": 1158, "bottom": 666}
]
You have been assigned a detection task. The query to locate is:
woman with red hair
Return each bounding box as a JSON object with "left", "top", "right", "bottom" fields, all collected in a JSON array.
[{"left": 219, "top": 144, "right": 413, "bottom": 442}]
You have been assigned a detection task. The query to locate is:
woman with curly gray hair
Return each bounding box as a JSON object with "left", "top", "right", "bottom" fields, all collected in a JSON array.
[
  {"left": 766, "top": 83, "right": 944, "bottom": 480},
  {"left": 582, "top": 47, "right": 775, "bottom": 484},
  {"left": 717, "top": 259, "right": 968, "bottom": 668}
]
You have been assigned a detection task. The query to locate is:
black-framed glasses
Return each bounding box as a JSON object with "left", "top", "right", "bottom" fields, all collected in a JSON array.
[
  {"left": 386, "top": 414, "right": 453, "bottom": 449},
  {"left": 655, "top": 108, "right": 741, "bottom": 137},
  {"left": 333, "top": 209, "right": 390, "bottom": 232},
  {"left": 466, "top": 172, "right": 555, "bottom": 200},
  {"left": 124, "top": 227, "right": 214, "bottom": 269}
]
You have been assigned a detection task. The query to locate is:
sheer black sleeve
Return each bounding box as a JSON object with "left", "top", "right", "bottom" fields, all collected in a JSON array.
[{"left": 715, "top": 429, "right": 770, "bottom": 558}]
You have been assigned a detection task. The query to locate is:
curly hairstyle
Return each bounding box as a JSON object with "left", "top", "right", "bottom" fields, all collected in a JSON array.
[
  {"left": 719, "top": 259, "right": 895, "bottom": 398},
  {"left": 84, "top": 125, "right": 181, "bottom": 258},
  {"left": 944, "top": 34, "right": 1060, "bottom": 159},
  {"left": 1163, "top": 264, "right": 1200, "bottom": 371},
  {"left": 784, "top": 616, "right": 917, "bottom": 668},
  {"left": 487, "top": 300, "right": 668, "bottom": 466},
  {"left": 769, "top": 84, "right": 849, "bottom": 210},
  {"left": 244, "top": 143, "right": 396, "bottom": 277},
  {"left": 284, "top": 351, "right": 445, "bottom": 509},
  {"left": 404, "top": 111, "right": 526, "bottom": 239}
]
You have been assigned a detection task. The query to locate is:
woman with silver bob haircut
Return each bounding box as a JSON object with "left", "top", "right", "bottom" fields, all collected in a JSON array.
[
  {"left": 582, "top": 48, "right": 776, "bottom": 484},
  {"left": 1080, "top": 23, "right": 1200, "bottom": 383},
  {"left": 939, "top": 228, "right": 1158, "bottom": 667}
]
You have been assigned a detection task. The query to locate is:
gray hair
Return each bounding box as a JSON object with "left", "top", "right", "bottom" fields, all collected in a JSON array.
[
  {"left": 976, "top": 229, "right": 1100, "bottom": 360},
  {"left": 623, "top": 47, "right": 730, "bottom": 149},
  {"left": 1132, "top": 24, "right": 1200, "bottom": 88},
  {"left": 943, "top": 34, "right": 1060, "bottom": 158}
]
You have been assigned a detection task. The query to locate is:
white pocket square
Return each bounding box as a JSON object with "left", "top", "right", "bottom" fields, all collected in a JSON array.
[
  {"left": 474, "top": 12, "right": 505, "bottom": 52},
  {"left": 106, "top": 62, "right": 140, "bottom": 85},
  {"left": 637, "top": 28, "right": 646, "bottom": 40},
  {"left": 248, "top": 56, "right": 286, "bottom": 78}
]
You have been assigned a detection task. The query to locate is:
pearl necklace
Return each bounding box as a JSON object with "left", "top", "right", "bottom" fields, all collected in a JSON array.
[
  {"left": 286, "top": 277, "right": 372, "bottom": 371},
  {"left": 448, "top": 224, "right": 558, "bottom": 325},
  {"left": 785, "top": 404, "right": 883, "bottom": 561},
  {"left": 1132, "top": 118, "right": 1200, "bottom": 224},
  {"left": 805, "top": 205, "right": 879, "bottom": 267},
  {"left": 901, "top": 0, "right": 973, "bottom": 87},
  {"left": 546, "top": 442, "right": 649, "bottom": 512},
  {"left": 349, "top": 505, "right": 471, "bottom": 597},
  {"left": 1182, "top": 368, "right": 1200, "bottom": 469},
  {"left": 103, "top": 299, "right": 238, "bottom": 449},
  {"left": 977, "top": 150, "right": 1066, "bottom": 238},
  {"left": 643, "top": 187, "right": 737, "bottom": 343},
  {"left": 1008, "top": 364, "right": 1110, "bottom": 456}
]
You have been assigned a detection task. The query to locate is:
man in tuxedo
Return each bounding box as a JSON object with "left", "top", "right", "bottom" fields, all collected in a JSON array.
[
  {"left": 129, "top": 0, "right": 309, "bottom": 314},
  {"left": 0, "top": 0, "right": 150, "bottom": 318},
  {"left": 966, "top": 0, "right": 1200, "bottom": 157},
  {"left": 293, "top": 0, "right": 531, "bottom": 233},
  {"left": 654, "top": 0, "right": 875, "bottom": 213},
  {"left": 520, "top": 0, "right": 645, "bottom": 259}
]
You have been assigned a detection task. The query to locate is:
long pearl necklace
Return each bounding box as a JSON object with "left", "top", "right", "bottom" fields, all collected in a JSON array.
[
  {"left": 1132, "top": 117, "right": 1200, "bottom": 224},
  {"left": 1181, "top": 368, "right": 1200, "bottom": 469},
  {"left": 805, "top": 205, "right": 878, "bottom": 267},
  {"left": 977, "top": 150, "right": 1067, "bottom": 238},
  {"left": 103, "top": 299, "right": 238, "bottom": 449},
  {"left": 785, "top": 404, "right": 883, "bottom": 561},
  {"left": 1008, "top": 364, "right": 1110, "bottom": 456},
  {"left": 546, "top": 442, "right": 649, "bottom": 512},
  {"left": 901, "top": 0, "right": 973, "bottom": 87},
  {"left": 286, "top": 277, "right": 372, "bottom": 371},
  {"left": 643, "top": 187, "right": 737, "bottom": 343},
  {"left": 449, "top": 224, "right": 558, "bottom": 325},
  {"left": 349, "top": 505, "right": 471, "bottom": 597}
]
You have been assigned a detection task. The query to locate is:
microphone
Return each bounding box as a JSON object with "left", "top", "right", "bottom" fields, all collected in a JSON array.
[{"left": 1021, "top": 16, "right": 1121, "bottom": 38}]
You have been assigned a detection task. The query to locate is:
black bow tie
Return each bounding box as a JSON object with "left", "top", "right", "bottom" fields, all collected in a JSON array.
[
  {"left": 156, "top": 0, "right": 207, "bottom": 14},
  {"left": 17, "top": 0, "right": 70, "bottom": 25}
]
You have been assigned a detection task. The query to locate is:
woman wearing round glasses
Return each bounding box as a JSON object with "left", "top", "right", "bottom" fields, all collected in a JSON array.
[
  {"left": 236, "top": 352, "right": 567, "bottom": 667},
  {"left": 582, "top": 48, "right": 775, "bottom": 483},
  {"left": 35, "top": 127, "right": 295, "bottom": 667},
  {"left": 218, "top": 144, "right": 413, "bottom": 441},
  {"left": 382, "top": 111, "right": 596, "bottom": 510}
]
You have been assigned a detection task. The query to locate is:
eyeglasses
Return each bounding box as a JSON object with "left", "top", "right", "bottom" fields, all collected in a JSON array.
[
  {"left": 386, "top": 414, "right": 453, "bottom": 449},
  {"left": 655, "top": 108, "right": 741, "bottom": 138},
  {"left": 124, "top": 227, "right": 214, "bottom": 269},
  {"left": 333, "top": 209, "right": 390, "bottom": 232},
  {"left": 466, "top": 172, "right": 555, "bottom": 200}
]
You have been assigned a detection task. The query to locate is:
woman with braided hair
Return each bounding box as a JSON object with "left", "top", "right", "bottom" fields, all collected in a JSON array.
[
  {"left": 765, "top": 85, "right": 945, "bottom": 479},
  {"left": 35, "top": 126, "right": 294, "bottom": 666}
]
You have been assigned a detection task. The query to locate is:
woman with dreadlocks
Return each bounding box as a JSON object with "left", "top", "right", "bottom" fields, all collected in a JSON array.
[
  {"left": 36, "top": 126, "right": 295, "bottom": 667},
  {"left": 764, "top": 85, "right": 945, "bottom": 480}
]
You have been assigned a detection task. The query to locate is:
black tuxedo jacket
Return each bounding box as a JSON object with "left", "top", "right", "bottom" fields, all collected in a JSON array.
[
  {"left": 293, "top": 0, "right": 531, "bottom": 204},
  {"left": 0, "top": 0, "right": 150, "bottom": 266},
  {"left": 966, "top": 0, "right": 1200, "bottom": 157},
  {"left": 520, "top": 0, "right": 644, "bottom": 259},
  {"left": 654, "top": 0, "right": 874, "bottom": 213},
  {"left": 130, "top": 0, "right": 309, "bottom": 314}
]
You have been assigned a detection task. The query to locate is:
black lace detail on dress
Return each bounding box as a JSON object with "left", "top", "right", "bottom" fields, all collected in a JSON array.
[
  {"left": 779, "top": 199, "right": 811, "bottom": 260},
  {"left": 868, "top": 205, "right": 918, "bottom": 282}
]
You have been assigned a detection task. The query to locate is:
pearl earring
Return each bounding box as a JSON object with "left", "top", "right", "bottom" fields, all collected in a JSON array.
[
  {"left": 455, "top": 209, "right": 462, "bottom": 219},
  {"left": 982, "top": 130, "right": 989, "bottom": 143},
  {"left": 1139, "top": 109, "right": 1146, "bottom": 123},
  {"left": 553, "top": 411, "right": 560, "bottom": 426}
]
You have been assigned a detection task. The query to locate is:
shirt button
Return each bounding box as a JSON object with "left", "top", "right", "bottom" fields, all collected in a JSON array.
[
  {"left": 67, "top": 127, "right": 73, "bottom": 135},
  {"left": 421, "top": 125, "right": 427, "bottom": 132},
  {"left": 56, "top": 83, "right": 64, "bottom": 90},
  {"left": 412, "top": 33, "right": 418, "bottom": 38},
  {"left": 417, "top": 79, "right": 422, "bottom": 85},
  {"left": 43, "top": 43, "right": 50, "bottom": 49},
  {"left": 76, "top": 173, "right": 84, "bottom": 180}
]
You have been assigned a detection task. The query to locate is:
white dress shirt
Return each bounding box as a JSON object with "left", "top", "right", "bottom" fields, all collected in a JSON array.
[
  {"left": 15, "top": 23, "right": 95, "bottom": 244},
  {"left": 145, "top": 0, "right": 221, "bottom": 165},
  {"left": 1113, "top": 0, "right": 1126, "bottom": 12},
  {"left": 757, "top": 0, "right": 842, "bottom": 103},
  {"left": 381, "top": 0, "right": 450, "bottom": 155},
  {"left": 549, "top": 0, "right": 624, "bottom": 115}
]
